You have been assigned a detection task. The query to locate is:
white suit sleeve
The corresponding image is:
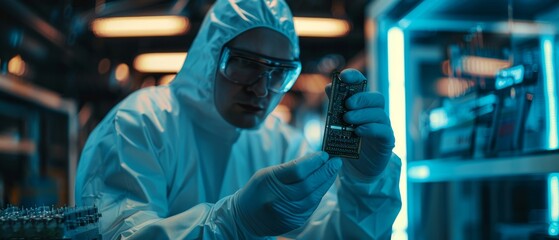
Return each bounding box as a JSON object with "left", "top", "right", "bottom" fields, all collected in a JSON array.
[
  {"left": 285, "top": 154, "right": 402, "bottom": 239},
  {"left": 81, "top": 110, "right": 266, "bottom": 240}
]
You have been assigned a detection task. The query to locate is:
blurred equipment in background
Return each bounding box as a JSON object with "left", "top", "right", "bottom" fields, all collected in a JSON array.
[
  {"left": 0, "top": 78, "right": 77, "bottom": 207},
  {"left": 0, "top": 205, "right": 101, "bottom": 239},
  {"left": 370, "top": 0, "right": 559, "bottom": 239},
  {"left": 422, "top": 39, "right": 547, "bottom": 159},
  {"left": 487, "top": 64, "right": 537, "bottom": 157}
]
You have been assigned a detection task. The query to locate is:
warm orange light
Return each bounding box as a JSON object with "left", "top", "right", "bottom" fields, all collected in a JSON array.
[
  {"left": 293, "top": 73, "right": 329, "bottom": 93},
  {"left": 159, "top": 74, "right": 176, "bottom": 85},
  {"left": 115, "top": 63, "right": 129, "bottom": 81},
  {"left": 92, "top": 16, "right": 189, "bottom": 37},
  {"left": 271, "top": 104, "right": 292, "bottom": 123},
  {"left": 293, "top": 17, "right": 350, "bottom": 37},
  {"left": 365, "top": 19, "right": 377, "bottom": 40},
  {"left": 460, "top": 56, "right": 511, "bottom": 77},
  {"left": 8, "top": 55, "right": 26, "bottom": 76},
  {"left": 436, "top": 77, "right": 475, "bottom": 97},
  {"left": 134, "top": 52, "right": 187, "bottom": 73},
  {"left": 0, "top": 136, "right": 36, "bottom": 155}
]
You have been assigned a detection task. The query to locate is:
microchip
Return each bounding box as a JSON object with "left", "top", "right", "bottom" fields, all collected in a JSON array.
[{"left": 322, "top": 71, "right": 367, "bottom": 159}]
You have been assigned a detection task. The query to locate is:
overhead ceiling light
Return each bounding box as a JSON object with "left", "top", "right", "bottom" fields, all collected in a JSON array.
[
  {"left": 91, "top": 16, "right": 189, "bottom": 37},
  {"left": 293, "top": 17, "right": 350, "bottom": 37},
  {"left": 134, "top": 52, "right": 187, "bottom": 73}
]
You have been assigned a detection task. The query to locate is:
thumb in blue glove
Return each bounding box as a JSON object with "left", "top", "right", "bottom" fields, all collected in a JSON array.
[
  {"left": 232, "top": 152, "right": 342, "bottom": 236},
  {"left": 325, "top": 69, "right": 395, "bottom": 179}
]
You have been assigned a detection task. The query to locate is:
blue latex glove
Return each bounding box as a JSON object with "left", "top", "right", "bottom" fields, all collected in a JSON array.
[
  {"left": 325, "top": 69, "right": 395, "bottom": 179},
  {"left": 232, "top": 152, "right": 342, "bottom": 237}
]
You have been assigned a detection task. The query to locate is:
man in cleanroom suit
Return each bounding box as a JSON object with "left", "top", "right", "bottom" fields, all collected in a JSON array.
[{"left": 75, "top": 0, "right": 401, "bottom": 239}]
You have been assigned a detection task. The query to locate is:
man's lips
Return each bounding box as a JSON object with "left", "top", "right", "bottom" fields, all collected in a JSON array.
[{"left": 237, "top": 103, "right": 265, "bottom": 112}]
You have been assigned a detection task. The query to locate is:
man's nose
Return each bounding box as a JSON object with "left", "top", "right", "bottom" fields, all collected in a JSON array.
[{"left": 246, "top": 72, "right": 270, "bottom": 97}]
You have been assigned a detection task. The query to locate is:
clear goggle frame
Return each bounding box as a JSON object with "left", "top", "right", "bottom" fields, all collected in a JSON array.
[{"left": 218, "top": 46, "right": 302, "bottom": 93}]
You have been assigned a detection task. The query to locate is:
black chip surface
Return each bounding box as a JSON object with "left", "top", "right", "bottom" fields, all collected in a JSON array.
[{"left": 322, "top": 72, "right": 367, "bottom": 159}]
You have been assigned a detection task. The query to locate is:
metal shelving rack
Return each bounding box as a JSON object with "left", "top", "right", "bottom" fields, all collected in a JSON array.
[
  {"left": 0, "top": 74, "right": 78, "bottom": 206},
  {"left": 0, "top": 0, "right": 82, "bottom": 207},
  {"left": 408, "top": 153, "right": 559, "bottom": 182},
  {"left": 367, "top": 0, "right": 559, "bottom": 239}
]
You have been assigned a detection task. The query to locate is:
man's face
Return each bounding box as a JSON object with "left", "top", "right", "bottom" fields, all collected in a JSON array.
[{"left": 214, "top": 28, "right": 298, "bottom": 129}]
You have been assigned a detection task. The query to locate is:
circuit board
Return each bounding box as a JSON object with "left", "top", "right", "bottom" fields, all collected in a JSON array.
[
  {"left": 0, "top": 205, "right": 101, "bottom": 239},
  {"left": 322, "top": 72, "right": 367, "bottom": 159}
]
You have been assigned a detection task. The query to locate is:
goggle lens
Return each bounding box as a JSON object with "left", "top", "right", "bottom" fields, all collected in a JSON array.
[{"left": 219, "top": 47, "right": 301, "bottom": 93}]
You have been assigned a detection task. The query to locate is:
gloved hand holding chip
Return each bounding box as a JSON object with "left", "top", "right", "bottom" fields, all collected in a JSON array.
[{"left": 325, "top": 69, "right": 395, "bottom": 180}]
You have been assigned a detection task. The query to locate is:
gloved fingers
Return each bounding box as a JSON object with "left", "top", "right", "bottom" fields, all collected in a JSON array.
[
  {"left": 325, "top": 69, "right": 368, "bottom": 99},
  {"left": 284, "top": 157, "right": 341, "bottom": 201},
  {"left": 343, "top": 108, "right": 390, "bottom": 125},
  {"left": 345, "top": 92, "right": 385, "bottom": 110},
  {"left": 306, "top": 161, "right": 339, "bottom": 203},
  {"left": 273, "top": 152, "right": 329, "bottom": 184},
  {"left": 356, "top": 123, "right": 396, "bottom": 147},
  {"left": 286, "top": 163, "right": 339, "bottom": 212},
  {"left": 339, "top": 68, "right": 367, "bottom": 84}
]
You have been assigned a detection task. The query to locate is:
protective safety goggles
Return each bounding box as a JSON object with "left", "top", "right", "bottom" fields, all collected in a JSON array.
[{"left": 218, "top": 46, "right": 302, "bottom": 93}]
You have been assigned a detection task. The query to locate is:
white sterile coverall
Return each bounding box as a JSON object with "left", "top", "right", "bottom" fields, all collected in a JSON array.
[{"left": 75, "top": 0, "right": 402, "bottom": 239}]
